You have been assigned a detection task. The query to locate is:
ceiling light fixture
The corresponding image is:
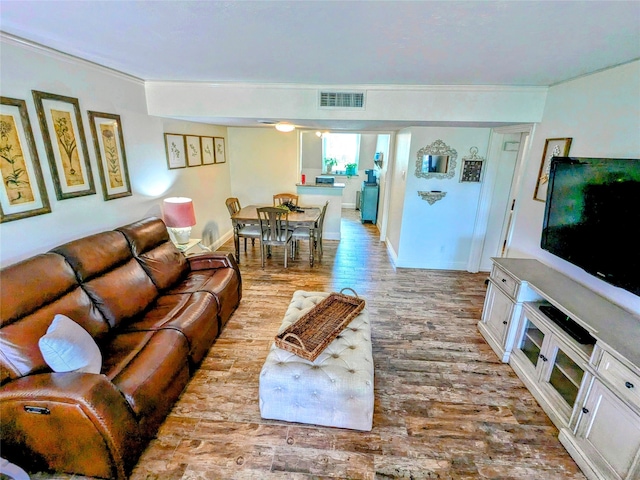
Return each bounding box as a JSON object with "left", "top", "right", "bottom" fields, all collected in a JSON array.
[{"left": 275, "top": 122, "right": 295, "bottom": 132}]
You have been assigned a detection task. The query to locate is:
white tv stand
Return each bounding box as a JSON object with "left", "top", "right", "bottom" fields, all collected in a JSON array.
[{"left": 479, "top": 258, "right": 640, "bottom": 480}]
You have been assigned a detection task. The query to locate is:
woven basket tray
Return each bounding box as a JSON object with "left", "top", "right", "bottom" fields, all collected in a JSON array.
[{"left": 275, "top": 288, "right": 366, "bottom": 361}]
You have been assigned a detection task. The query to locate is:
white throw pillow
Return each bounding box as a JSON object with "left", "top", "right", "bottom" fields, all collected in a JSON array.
[{"left": 38, "top": 314, "right": 102, "bottom": 374}]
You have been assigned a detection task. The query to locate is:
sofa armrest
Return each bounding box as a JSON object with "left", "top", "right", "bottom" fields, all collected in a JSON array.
[
  {"left": 187, "top": 251, "right": 237, "bottom": 271},
  {"left": 0, "top": 373, "right": 142, "bottom": 479},
  {"left": 186, "top": 252, "right": 242, "bottom": 303}
]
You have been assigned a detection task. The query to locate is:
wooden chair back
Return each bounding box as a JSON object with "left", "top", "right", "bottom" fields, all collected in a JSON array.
[
  {"left": 257, "top": 207, "right": 293, "bottom": 267},
  {"left": 273, "top": 193, "right": 299, "bottom": 206},
  {"left": 257, "top": 207, "right": 291, "bottom": 246},
  {"left": 225, "top": 197, "right": 241, "bottom": 216}
]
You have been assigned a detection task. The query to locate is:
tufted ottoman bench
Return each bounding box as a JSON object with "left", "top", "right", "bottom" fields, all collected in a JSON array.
[{"left": 259, "top": 290, "right": 374, "bottom": 431}]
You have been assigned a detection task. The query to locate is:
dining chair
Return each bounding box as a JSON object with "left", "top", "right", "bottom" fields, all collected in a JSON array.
[
  {"left": 291, "top": 200, "right": 328, "bottom": 263},
  {"left": 273, "top": 193, "right": 299, "bottom": 206},
  {"left": 314, "top": 200, "right": 329, "bottom": 261},
  {"left": 225, "top": 197, "right": 261, "bottom": 262},
  {"left": 257, "top": 206, "right": 293, "bottom": 268}
]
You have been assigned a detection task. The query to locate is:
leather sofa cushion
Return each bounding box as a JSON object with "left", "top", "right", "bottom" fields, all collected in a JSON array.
[
  {"left": 52, "top": 231, "right": 132, "bottom": 282},
  {"left": 117, "top": 217, "right": 189, "bottom": 291},
  {"left": 124, "top": 291, "right": 219, "bottom": 365},
  {"left": 52, "top": 231, "right": 160, "bottom": 328},
  {"left": 0, "top": 254, "right": 109, "bottom": 384},
  {"left": 102, "top": 329, "right": 190, "bottom": 437},
  {"left": 82, "top": 259, "right": 158, "bottom": 328},
  {"left": 0, "top": 253, "right": 79, "bottom": 324},
  {"left": 168, "top": 268, "right": 241, "bottom": 327}
]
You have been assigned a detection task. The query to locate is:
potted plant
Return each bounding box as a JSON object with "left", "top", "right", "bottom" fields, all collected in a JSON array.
[
  {"left": 323, "top": 157, "right": 337, "bottom": 174},
  {"left": 345, "top": 163, "right": 357, "bottom": 177}
]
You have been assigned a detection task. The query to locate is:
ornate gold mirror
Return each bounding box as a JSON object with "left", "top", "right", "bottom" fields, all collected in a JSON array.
[{"left": 415, "top": 139, "right": 457, "bottom": 180}]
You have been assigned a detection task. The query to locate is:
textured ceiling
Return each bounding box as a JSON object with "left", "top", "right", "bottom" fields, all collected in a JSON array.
[{"left": 1, "top": 0, "right": 639, "bottom": 86}]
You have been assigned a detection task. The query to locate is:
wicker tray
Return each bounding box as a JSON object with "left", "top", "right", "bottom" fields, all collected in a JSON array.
[{"left": 275, "top": 288, "right": 366, "bottom": 361}]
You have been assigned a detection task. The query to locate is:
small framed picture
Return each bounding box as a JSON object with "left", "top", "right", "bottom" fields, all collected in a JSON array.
[
  {"left": 459, "top": 146, "right": 484, "bottom": 183},
  {"left": 0, "top": 96, "right": 51, "bottom": 222},
  {"left": 534, "top": 137, "right": 572, "bottom": 202},
  {"left": 201, "top": 136, "right": 215, "bottom": 165},
  {"left": 460, "top": 160, "right": 483, "bottom": 182},
  {"left": 214, "top": 137, "right": 226, "bottom": 163},
  {"left": 164, "top": 133, "right": 186, "bottom": 169},
  {"left": 185, "top": 135, "right": 202, "bottom": 167},
  {"left": 32, "top": 90, "right": 95, "bottom": 200},
  {"left": 87, "top": 111, "right": 132, "bottom": 201}
]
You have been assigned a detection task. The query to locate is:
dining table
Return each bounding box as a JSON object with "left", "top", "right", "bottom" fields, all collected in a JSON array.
[{"left": 231, "top": 204, "right": 322, "bottom": 266}]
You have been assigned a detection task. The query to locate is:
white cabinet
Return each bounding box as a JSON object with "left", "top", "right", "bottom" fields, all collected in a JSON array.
[
  {"left": 479, "top": 283, "right": 514, "bottom": 362},
  {"left": 510, "top": 303, "right": 593, "bottom": 429},
  {"left": 479, "top": 263, "right": 541, "bottom": 362},
  {"left": 477, "top": 258, "right": 640, "bottom": 480},
  {"left": 568, "top": 379, "right": 640, "bottom": 480}
]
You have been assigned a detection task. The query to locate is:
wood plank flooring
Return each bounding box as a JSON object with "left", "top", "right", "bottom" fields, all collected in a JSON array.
[{"left": 33, "top": 209, "right": 586, "bottom": 479}]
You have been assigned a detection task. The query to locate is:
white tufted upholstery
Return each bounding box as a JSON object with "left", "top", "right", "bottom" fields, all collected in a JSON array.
[{"left": 259, "top": 290, "right": 374, "bottom": 431}]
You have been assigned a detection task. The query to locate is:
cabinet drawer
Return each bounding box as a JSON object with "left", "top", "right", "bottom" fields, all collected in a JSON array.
[
  {"left": 598, "top": 351, "right": 640, "bottom": 408},
  {"left": 490, "top": 265, "right": 518, "bottom": 298}
]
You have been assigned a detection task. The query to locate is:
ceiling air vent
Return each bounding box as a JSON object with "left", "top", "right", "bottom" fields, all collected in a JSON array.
[{"left": 319, "top": 91, "right": 365, "bottom": 109}]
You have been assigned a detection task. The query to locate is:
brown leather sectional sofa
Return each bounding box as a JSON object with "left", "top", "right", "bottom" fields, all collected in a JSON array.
[{"left": 0, "top": 217, "right": 242, "bottom": 478}]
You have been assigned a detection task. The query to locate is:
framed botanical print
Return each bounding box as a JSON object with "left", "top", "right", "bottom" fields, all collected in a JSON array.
[
  {"left": 214, "top": 137, "right": 226, "bottom": 163},
  {"left": 32, "top": 90, "right": 95, "bottom": 200},
  {"left": 201, "top": 136, "right": 215, "bottom": 165},
  {"left": 164, "top": 133, "right": 186, "bottom": 169},
  {"left": 534, "top": 137, "right": 572, "bottom": 201},
  {"left": 0, "top": 97, "right": 51, "bottom": 222},
  {"left": 185, "top": 135, "right": 202, "bottom": 167},
  {"left": 87, "top": 111, "right": 132, "bottom": 201}
]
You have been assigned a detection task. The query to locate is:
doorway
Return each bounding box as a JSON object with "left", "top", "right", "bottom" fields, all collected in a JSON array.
[{"left": 467, "top": 125, "right": 533, "bottom": 272}]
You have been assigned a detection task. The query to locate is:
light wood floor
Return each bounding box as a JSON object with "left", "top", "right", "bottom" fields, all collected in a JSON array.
[{"left": 35, "top": 210, "right": 586, "bottom": 479}]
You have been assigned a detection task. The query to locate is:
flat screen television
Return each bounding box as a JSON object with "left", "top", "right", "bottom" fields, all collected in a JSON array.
[{"left": 541, "top": 157, "right": 640, "bottom": 297}]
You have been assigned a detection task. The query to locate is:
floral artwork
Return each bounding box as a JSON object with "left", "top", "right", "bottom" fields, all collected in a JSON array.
[
  {"left": 100, "top": 123, "right": 123, "bottom": 188},
  {"left": 32, "top": 90, "right": 95, "bottom": 200},
  {"left": 214, "top": 137, "right": 226, "bottom": 163},
  {"left": 88, "top": 111, "right": 132, "bottom": 201},
  {"left": 51, "top": 109, "right": 84, "bottom": 187},
  {"left": 0, "top": 96, "right": 50, "bottom": 222},
  {"left": 165, "top": 133, "right": 186, "bottom": 169},
  {"left": 534, "top": 137, "right": 572, "bottom": 202},
  {"left": 1, "top": 114, "right": 35, "bottom": 204},
  {"left": 201, "top": 136, "right": 214, "bottom": 164},
  {"left": 186, "top": 135, "right": 202, "bottom": 166}
]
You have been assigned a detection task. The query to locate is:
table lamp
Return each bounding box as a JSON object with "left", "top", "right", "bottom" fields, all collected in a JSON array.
[{"left": 163, "top": 197, "right": 196, "bottom": 244}]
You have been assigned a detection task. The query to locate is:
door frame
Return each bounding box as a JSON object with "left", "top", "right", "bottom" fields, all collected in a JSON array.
[{"left": 467, "top": 124, "right": 535, "bottom": 272}]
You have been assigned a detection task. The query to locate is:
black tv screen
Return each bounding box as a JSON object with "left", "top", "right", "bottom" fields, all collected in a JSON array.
[{"left": 541, "top": 157, "right": 640, "bottom": 296}]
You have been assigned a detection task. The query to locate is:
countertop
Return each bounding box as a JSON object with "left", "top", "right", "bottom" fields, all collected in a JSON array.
[{"left": 296, "top": 183, "right": 346, "bottom": 188}]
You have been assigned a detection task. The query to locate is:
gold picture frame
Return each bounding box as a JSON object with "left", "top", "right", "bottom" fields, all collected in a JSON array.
[
  {"left": 0, "top": 96, "right": 51, "bottom": 223},
  {"left": 164, "top": 133, "right": 186, "bottom": 169},
  {"left": 186, "top": 135, "right": 202, "bottom": 167},
  {"left": 201, "top": 136, "right": 215, "bottom": 165},
  {"left": 214, "top": 137, "right": 226, "bottom": 163},
  {"left": 88, "top": 111, "right": 132, "bottom": 201},
  {"left": 32, "top": 90, "right": 95, "bottom": 200},
  {"left": 534, "top": 137, "right": 572, "bottom": 202}
]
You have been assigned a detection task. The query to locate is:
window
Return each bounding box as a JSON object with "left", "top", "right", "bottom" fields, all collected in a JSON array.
[{"left": 322, "top": 133, "right": 360, "bottom": 174}]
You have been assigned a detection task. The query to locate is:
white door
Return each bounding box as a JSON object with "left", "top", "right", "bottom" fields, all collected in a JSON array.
[{"left": 467, "top": 125, "right": 533, "bottom": 272}]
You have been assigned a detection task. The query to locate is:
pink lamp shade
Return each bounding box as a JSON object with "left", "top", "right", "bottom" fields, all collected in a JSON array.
[{"left": 163, "top": 197, "right": 196, "bottom": 228}]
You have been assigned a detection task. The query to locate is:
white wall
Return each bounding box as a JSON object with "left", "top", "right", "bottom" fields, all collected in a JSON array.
[
  {"left": 0, "top": 37, "right": 233, "bottom": 267},
  {"left": 509, "top": 60, "right": 640, "bottom": 314},
  {"left": 386, "top": 131, "right": 411, "bottom": 260},
  {"left": 146, "top": 82, "right": 547, "bottom": 125},
  {"left": 227, "top": 127, "right": 299, "bottom": 205},
  {"left": 395, "top": 127, "right": 492, "bottom": 269}
]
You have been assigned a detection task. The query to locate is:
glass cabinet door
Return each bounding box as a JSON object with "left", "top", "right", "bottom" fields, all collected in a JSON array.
[
  {"left": 519, "top": 319, "right": 545, "bottom": 368},
  {"left": 548, "top": 345, "right": 585, "bottom": 408}
]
